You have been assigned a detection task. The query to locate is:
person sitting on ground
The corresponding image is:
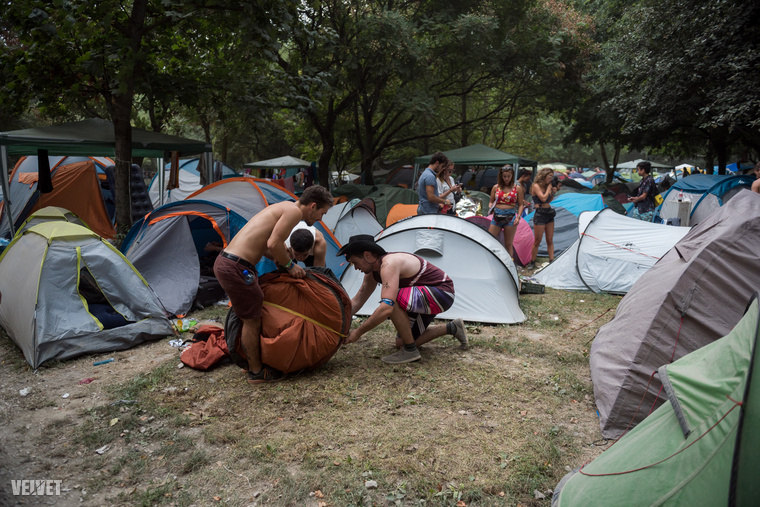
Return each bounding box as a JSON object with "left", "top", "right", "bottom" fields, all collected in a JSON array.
[
  {"left": 214, "top": 185, "right": 333, "bottom": 383},
  {"left": 752, "top": 161, "right": 760, "bottom": 193},
  {"left": 629, "top": 161, "right": 657, "bottom": 221},
  {"left": 284, "top": 224, "right": 327, "bottom": 267},
  {"left": 338, "top": 235, "right": 468, "bottom": 364}
]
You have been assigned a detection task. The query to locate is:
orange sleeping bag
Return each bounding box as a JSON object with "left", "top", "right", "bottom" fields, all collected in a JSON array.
[{"left": 225, "top": 267, "right": 352, "bottom": 373}]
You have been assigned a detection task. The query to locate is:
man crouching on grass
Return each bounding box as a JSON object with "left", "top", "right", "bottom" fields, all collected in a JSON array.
[{"left": 338, "top": 235, "right": 468, "bottom": 364}]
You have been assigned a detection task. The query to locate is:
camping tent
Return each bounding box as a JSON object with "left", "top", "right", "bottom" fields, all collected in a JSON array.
[
  {"left": 533, "top": 209, "right": 691, "bottom": 294},
  {"left": 121, "top": 200, "right": 249, "bottom": 316},
  {"left": 186, "top": 177, "right": 347, "bottom": 278},
  {"left": 414, "top": 144, "right": 537, "bottom": 168},
  {"left": 615, "top": 159, "right": 673, "bottom": 170},
  {"left": 657, "top": 173, "right": 755, "bottom": 226},
  {"left": 243, "top": 155, "right": 311, "bottom": 179},
  {"left": 0, "top": 222, "right": 173, "bottom": 368},
  {"left": 15, "top": 206, "right": 87, "bottom": 236},
  {"left": 148, "top": 158, "right": 238, "bottom": 207},
  {"left": 325, "top": 199, "right": 382, "bottom": 246},
  {"left": 0, "top": 118, "right": 213, "bottom": 236},
  {"left": 339, "top": 214, "right": 525, "bottom": 324},
  {"left": 553, "top": 292, "right": 760, "bottom": 507},
  {"left": 523, "top": 193, "right": 608, "bottom": 257},
  {"left": 590, "top": 190, "right": 760, "bottom": 439},
  {"left": 0, "top": 158, "right": 116, "bottom": 239}
]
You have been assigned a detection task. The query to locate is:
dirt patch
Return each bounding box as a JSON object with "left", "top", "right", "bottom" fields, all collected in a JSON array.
[{"left": 0, "top": 290, "right": 617, "bottom": 506}]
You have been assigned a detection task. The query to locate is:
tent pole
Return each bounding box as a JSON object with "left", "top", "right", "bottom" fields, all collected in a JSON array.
[
  {"left": 0, "top": 146, "right": 15, "bottom": 237},
  {"left": 158, "top": 157, "right": 165, "bottom": 206}
]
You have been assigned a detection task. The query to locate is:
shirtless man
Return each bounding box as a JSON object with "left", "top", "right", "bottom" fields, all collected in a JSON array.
[
  {"left": 214, "top": 185, "right": 333, "bottom": 383},
  {"left": 285, "top": 224, "right": 327, "bottom": 267},
  {"left": 338, "top": 234, "right": 468, "bottom": 364}
]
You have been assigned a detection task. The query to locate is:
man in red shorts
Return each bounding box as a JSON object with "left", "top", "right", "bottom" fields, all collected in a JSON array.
[
  {"left": 214, "top": 185, "right": 333, "bottom": 383},
  {"left": 338, "top": 235, "right": 468, "bottom": 364}
]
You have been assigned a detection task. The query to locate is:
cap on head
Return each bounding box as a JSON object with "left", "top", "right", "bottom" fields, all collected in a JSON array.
[{"left": 336, "top": 234, "right": 386, "bottom": 257}]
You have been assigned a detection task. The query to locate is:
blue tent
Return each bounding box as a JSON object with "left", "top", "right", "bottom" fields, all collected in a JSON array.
[
  {"left": 524, "top": 193, "right": 606, "bottom": 256},
  {"left": 658, "top": 174, "right": 755, "bottom": 225}
]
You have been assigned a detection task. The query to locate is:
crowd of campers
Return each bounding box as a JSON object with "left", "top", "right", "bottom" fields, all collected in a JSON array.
[{"left": 0, "top": 142, "right": 758, "bottom": 502}]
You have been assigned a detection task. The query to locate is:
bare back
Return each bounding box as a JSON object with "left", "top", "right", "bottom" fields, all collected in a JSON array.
[{"left": 225, "top": 201, "right": 303, "bottom": 264}]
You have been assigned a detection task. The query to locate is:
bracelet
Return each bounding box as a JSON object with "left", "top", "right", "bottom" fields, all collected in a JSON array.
[{"left": 284, "top": 259, "right": 295, "bottom": 270}]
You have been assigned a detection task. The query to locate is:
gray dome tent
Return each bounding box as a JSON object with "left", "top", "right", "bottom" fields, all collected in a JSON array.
[
  {"left": 590, "top": 190, "right": 760, "bottom": 439},
  {"left": 0, "top": 222, "right": 173, "bottom": 368}
]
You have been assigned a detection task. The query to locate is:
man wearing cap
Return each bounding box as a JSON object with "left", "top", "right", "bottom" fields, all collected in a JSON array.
[
  {"left": 338, "top": 234, "right": 468, "bottom": 364},
  {"left": 214, "top": 185, "right": 334, "bottom": 383}
]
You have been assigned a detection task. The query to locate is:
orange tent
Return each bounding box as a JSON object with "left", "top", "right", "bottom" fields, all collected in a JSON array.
[{"left": 386, "top": 203, "right": 418, "bottom": 227}]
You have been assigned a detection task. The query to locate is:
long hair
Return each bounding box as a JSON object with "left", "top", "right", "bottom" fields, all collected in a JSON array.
[
  {"left": 498, "top": 166, "right": 515, "bottom": 190},
  {"left": 535, "top": 168, "right": 554, "bottom": 189},
  {"left": 438, "top": 161, "right": 454, "bottom": 183}
]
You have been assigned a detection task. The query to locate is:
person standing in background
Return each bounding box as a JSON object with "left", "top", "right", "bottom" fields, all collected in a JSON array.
[
  {"left": 437, "top": 161, "right": 461, "bottom": 215},
  {"left": 488, "top": 165, "right": 524, "bottom": 259},
  {"left": 417, "top": 152, "right": 451, "bottom": 215},
  {"left": 528, "top": 168, "right": 558, "bottom": 269}
]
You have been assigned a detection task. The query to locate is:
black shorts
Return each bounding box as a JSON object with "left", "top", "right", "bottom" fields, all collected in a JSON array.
[{"left": 534, "top": 207, "right": 555, "bottom": 225}]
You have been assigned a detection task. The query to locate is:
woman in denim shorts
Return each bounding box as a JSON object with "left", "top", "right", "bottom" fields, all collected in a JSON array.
[
  {"left": 527, "top": 168, "right": 559, "bottom": 269},
  {"left": 488, "top": 165, "right": 524, "bottom": 260}
]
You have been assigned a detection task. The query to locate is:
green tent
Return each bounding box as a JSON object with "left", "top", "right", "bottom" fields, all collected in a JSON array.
[
  {"left": 0, "top": 118, "right": 212, "bottom": 236},
  {"left": 553, "top": 293, "right": 760, "bottom": 506},
  {"left": 0, "top": 118, "right": 211, "bottom": 157},
  {"left": 243, "top": 155, "right": 311, "bottom": 170},
  {"left": 331, "top": 184, "right": 419, "bottom": 227},
  {"left": 414, "top": 143, "right": 536, "bottom": 168}
]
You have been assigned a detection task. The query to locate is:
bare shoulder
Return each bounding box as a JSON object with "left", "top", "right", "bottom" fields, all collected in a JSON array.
[{"left": 383, "top": 252, "right": 420, "bottom": 277}]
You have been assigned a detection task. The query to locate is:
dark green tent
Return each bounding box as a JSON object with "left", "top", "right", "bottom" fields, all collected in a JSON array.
[
  {"left": 0, "top": 118, "right": 212, "bottom": 235},
  {"left": 414, "top": 144, "right": 536, "bottom": 168},
  {"left": 0, "top": 118, "right": 211, "bottom": 157}
]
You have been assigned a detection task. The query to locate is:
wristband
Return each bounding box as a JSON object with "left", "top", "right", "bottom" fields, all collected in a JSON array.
[
  {"left": 284, "top": 259, "right": 295, "bottom": 270},
  {"left": 380, "top": 298, "right": 395, "bottom": 307}
]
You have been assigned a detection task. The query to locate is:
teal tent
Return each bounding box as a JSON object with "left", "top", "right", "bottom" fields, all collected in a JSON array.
[{"left": 553, "top": 292, "right": 760, "bottom": 506}]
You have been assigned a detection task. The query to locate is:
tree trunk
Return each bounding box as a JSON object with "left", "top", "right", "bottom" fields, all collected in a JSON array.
[
  {"left": 461, "top": 94, "right": 468, "bottom": 147},
  {"left": 599, "top": 140, "right": 611, "bottom": 184},
  {"left": 113, "top": 99, "right": 134, "bottom": 243}
]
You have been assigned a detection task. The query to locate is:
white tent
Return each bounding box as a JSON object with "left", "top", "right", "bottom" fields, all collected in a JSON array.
[
  {"left": 0, "top": 222, "right": 173, "bottom": 368},
  {"left": 533, "top": 209, "right": 691, "bottom": 294},
  {"left": 339, "top": 214, "right": 524, "bottom": 324},
  {"left": 326, "top": 200, "right": 383, "bottom": 246}
]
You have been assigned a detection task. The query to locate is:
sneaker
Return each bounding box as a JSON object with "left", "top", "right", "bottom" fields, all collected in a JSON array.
[
  {"left": 381, "top": 347, "right": 421, "bottom": 364},
  {"left": 450, "top": 318, "right": 468, "bottom": 349},
  {"left": 247, "top": 366, "right": 285, "bottom": 384},
  {"left": 526, "top": 261, "right": 536, "bottom": 270}
]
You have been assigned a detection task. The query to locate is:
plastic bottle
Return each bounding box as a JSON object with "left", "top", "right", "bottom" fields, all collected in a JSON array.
[
  {"left": 677, "top": 191, "right": 684, "bottom": 202},
  {"left": 242, "top": 269, "right": 254, "bottom": 284}
]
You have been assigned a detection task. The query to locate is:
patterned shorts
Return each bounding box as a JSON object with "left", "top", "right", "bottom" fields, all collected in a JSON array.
[{"left": 396, "top": 285, "right": 455, "bottom": 340}]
